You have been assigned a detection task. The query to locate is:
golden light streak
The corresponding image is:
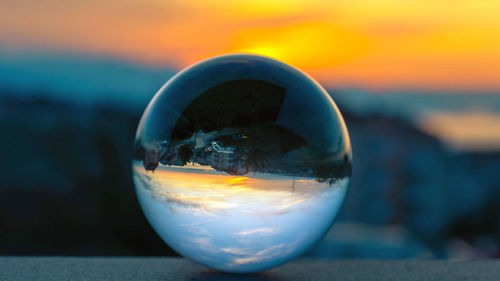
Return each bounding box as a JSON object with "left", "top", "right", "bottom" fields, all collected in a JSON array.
[{"left": 134, "top": 164, "right": 336, "bottom": 214}]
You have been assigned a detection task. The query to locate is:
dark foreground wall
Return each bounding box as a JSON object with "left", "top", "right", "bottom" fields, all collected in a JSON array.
[{"left": 1, "top": 257, "right": 500, "bottom": 281}]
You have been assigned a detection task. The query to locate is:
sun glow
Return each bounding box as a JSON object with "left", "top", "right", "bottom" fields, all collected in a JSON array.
[
  {"left": 231, "top": 21, "right": 371, "bottom": 69},
  {"left": 1, "top": 0, "right": 499, "bottom": 90}
]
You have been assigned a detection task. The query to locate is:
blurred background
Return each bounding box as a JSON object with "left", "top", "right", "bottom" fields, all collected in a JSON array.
[{"left": 1, "top": 0, "right": 499, "bottom": 259}]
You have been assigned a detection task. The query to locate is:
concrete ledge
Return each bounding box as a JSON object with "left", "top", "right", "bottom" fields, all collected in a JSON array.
[{"left": 1, "top": 257, "right": 499, "bottom": 281}]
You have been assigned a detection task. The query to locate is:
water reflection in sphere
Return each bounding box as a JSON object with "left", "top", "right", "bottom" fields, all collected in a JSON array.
[{"left": 132, "top": 54, "right": 352, "bottom": 273}]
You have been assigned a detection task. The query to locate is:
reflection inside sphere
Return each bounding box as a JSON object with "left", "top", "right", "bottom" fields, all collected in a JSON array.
[{"left": 133, "top": 54, "right": 351, "bottom": 273}]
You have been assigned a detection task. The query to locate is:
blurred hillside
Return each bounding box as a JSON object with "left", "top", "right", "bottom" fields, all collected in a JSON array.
[
  {"left": 0, "top": 53, "right": 499, "bottom": 258},
  {"left": 0, "top": 49, "right": 175, "bottom": 109}
]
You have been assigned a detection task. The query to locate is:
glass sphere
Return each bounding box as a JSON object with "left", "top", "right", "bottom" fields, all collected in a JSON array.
[{"left": 132, "top": 54, "right": 351, "bottom": 273}]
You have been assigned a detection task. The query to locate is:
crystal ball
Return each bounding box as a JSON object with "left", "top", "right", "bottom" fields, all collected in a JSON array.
[{"left": 132, "top": 54, "right": 351, "bottom": 273}]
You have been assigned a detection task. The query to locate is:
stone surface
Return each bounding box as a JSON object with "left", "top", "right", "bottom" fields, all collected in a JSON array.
[{"left": 1, "top": 257, "right": 499, "bottom": 281}]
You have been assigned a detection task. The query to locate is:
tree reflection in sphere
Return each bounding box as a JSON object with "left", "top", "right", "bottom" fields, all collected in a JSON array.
[{"left": 132, "top": 54, "right": 352, "bottom": 273}]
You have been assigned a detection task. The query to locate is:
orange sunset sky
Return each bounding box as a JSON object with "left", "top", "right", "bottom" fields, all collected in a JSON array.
[{"left": 1, "top": 0, "right": 499, "bottom": 91}]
